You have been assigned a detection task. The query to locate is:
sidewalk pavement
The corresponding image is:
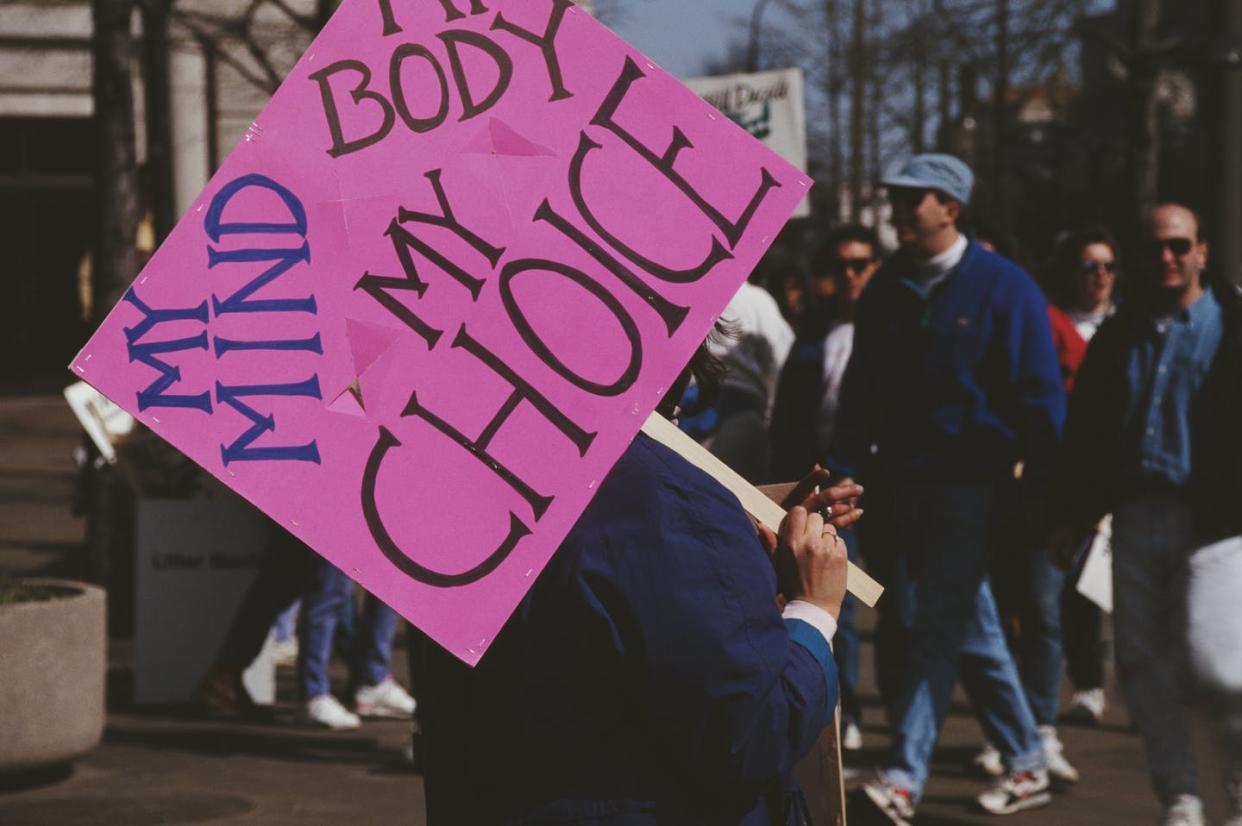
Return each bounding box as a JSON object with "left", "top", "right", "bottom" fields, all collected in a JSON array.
[{"left": 0, "top": 393, "right": 1224, "bottom": 824}]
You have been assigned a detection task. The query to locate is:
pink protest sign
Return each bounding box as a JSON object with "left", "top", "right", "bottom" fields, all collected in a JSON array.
[{"left": 72, "top": 0, "right": 810, "bottom": 665}]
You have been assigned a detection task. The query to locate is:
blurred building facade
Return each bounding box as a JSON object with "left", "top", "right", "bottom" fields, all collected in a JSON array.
[
  {"left": 0, "top": 1, "right": 313, "bottom": 387},
  {"left": 943, "top": 0, "right": 1227, "bottom": 278}
]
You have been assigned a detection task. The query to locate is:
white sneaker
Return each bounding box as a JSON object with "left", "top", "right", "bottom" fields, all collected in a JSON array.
[
  {"left": 842, "top": 721, "right": 863, "bottom": 751},
  {"left": 1162, "top": 795, "right": 1205, "bottom": 826},
  {"left": 977, "top": 769, "right": 1052, "bottom": 815},
  {"left": 1063, "top": 687, "right": 1105, "bottom": 725},
  {"left": 1039, "top": 725, "right": 1080, "bottom": 784},
  {"left": 354, "top": 677, "right": 416, "bottom": 719},
  {"left": 970, "top": 742, "right": 1005, "bottom": 778},
  {"left": 858, "top": 777, "right": 916, "bottom": 826},
  {"left": 304, "top": 694, "right": 361, "bottom": 730}
]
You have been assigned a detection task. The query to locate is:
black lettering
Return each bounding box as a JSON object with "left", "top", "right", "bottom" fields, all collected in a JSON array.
[
  {"left": 397, "top": 168, "right": 506, "bottom": 295},
  {"left": 361, "top": 426, "right": 527, "bottom": 588},
  {"left": 398, "top": 324, "right": 596, "bottom": 520},
  {"left": 490, "top": 0, "right": 574, "bottom": 102},
  {"left": 387, "top": 216, "right": 484, "bottom": 300},
  {"left": 355, "top": 220, "right": 445, "bottom": 350},
  {"left": 390, "top": 44, "right": 450, "bottom": 134},
  {"left": 591, "top": 57, "right": 781, "bottom": 249},
  {"left": 356, "top": 169, "right": 504, "bottom": 347},
  {"left": 437, "top": 29, "right": 513, "bottom": 122},
  {"left": 438, "top": 0, "right": 489, "bottom": 22},
  {"left": 499, "top": 258, "right": 642, "bottom": 397},
  {"left": 309, "top": 60, "right": 396, "bottom": 158},
  {"left": 533, "top": 198, "right": 689, "bottom": 336},
  {"left": 569, "top": 131, "right": 733, "bottom": 284},
  {"left": 377, "top": 0, "right": 489, "bottom": 34},
  {"left": 377, "top": 0, "right": 402, "bottom": 35}
]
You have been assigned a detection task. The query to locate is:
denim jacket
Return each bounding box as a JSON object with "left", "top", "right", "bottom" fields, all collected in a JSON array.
[{"left": 1060, "top": 283, "right": 1235, "bottom": 533}]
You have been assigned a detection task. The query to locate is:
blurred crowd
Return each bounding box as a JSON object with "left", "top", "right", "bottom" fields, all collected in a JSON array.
[
  {"left": 698, "top": 153, "right": 1242, "bottom": 826},
  {"left": 181, "top": 150, "right": 1242, "bottom": 826}
]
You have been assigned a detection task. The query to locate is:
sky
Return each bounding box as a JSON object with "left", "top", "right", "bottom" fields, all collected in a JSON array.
[{"left": 607, "top": 0, "right": 760, "bottom": 79}]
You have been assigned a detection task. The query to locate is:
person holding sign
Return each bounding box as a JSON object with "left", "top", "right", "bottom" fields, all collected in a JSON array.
[{"left": 416, "top": 345, "right": 857, "bottom": 825}]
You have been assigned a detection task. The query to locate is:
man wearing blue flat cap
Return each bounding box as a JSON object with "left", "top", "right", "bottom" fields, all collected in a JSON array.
[{"left": 828, "top": 154, "right": 1065, "bottom": 822}]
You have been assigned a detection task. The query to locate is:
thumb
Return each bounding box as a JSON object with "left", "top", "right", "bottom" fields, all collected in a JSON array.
[{"left": 757, "top": 524, "right": 778, "bottom": 559}]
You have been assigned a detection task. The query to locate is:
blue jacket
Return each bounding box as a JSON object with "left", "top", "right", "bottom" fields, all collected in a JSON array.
[
  {"left": 420, "top": 433, "right": 838, "bottom": 825},
  {"left": 828, "top": 241, "right": 1064, "bottom": 490}
]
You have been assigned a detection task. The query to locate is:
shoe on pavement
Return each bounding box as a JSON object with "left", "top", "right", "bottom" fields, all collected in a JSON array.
[
  {"left": 856, "top": 778, "right": 916, "bottom": 826},
  {"left": 1162, "top": 795, "right": 1205, "bottom": 826},
  {"left": 1039, "top": 725, "right": 1080, "bottom": 784},
  {"left": 970, "top": 742, "right": 1005, "bottom": 778},
  {"left": 976, "top": 769, "right": 1052, "bottom": 815},
  {"left": 1062, "top": 687, "right": 1105, "bottom": 725},
  {"left": 843, "top": 721, "right": 863, "bottom": 751},
  {"left": 197, "top": 665, "right": 258, "bottom": 719},
  {"left": 304, "top": 694, "right": 361, "bottom": 730},
  {"left": 355, "top": 677, "right": 416, "bottom": 719}
]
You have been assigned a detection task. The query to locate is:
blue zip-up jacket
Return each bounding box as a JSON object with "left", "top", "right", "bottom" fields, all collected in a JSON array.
[
  {"left": 420, "top": 433, "right": 838, "bottom": 825},
  {"left": 828, "top": 241, "right": 1065, "bottom": 490}
]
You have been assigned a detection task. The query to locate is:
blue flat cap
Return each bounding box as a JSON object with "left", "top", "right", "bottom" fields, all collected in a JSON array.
[{"left": 882, "top": 153, "right": 974, "bottom": 204}]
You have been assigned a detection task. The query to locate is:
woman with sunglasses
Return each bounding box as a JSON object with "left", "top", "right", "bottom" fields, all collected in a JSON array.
[
  {"left": 973, "top": 226, "right": 1123, "bottom": 785},
  {"left": 1044, "top": 227, "right": 1120, "bottom": 393}
]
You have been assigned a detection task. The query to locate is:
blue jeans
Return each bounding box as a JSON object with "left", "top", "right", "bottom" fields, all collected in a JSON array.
[
  {"left": 835, "top": 527, "right": 862, "bottom": 727},
  {"left": 1018, "top": 550, "right": 1066, "bottom": 726},
  {"left": 274, "top": 600, "right": 300, "bottom": 643},
  {"left": 299, "top": 559, "right": 401, "bottom": 699},
  {"left": 881, "top": 482, "right": 1045, "bottom": 799},
  {"left": 1112, "top": 490, "right": 1197, "bottom": 806}
]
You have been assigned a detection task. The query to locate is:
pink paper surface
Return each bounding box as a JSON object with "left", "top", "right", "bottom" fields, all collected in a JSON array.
[{"left": 72, "top": 0, "right": 811, "bottom": 665}]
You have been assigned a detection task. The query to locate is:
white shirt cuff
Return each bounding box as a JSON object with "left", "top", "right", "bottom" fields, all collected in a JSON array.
[{"left": 782, "top": 600, "right": 838, "bottom": 645}]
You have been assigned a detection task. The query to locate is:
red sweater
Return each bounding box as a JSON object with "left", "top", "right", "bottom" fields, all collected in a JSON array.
[{"left": 1047, "top": 305, "right": 1088, "bottom": 393}]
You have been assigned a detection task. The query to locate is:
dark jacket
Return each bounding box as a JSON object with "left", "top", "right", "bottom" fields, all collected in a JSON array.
[
  {"left": 769, "top": 304, "right": 835, "bottom": 482},
  {"left": 828, "top": 241, "right": 1064, "bottom": 491},
  {"left": 1200, "top": 283, "right": 1242, "bottom": 541},
  {"left": 1059, "top": 281, "right": 1242, "bottom": 541},
  {"left": 421, "top": 433, "right": 838, "bottom": 825}
]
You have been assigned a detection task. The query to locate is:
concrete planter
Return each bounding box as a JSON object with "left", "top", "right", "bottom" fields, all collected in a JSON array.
[{"left": 0, "top": 579, "right": 106, "bottom": 772}]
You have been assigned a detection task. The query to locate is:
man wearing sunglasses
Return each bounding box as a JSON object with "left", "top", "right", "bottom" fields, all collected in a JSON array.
[
  {"left": 1055, "top": 203, "right": 1242, "bottom": 826},
  {"left": 830, "top": 154, "right": 1064, "bottom": 822},
  {"left": 770, "top": 224, "right": 883, "bottom": 754}
]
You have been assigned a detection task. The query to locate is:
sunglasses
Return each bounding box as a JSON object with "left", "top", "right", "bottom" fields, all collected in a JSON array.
[
  {"left": 829, "top": 258, "right": 875, "bottom": 274},
  {"left": 1147, "top": 237, "right": 1195, "bottom": 257},
  {"left": 1078, "top": 259, "right": 1118, "bottom": 274},
  {"left": 887, "top": 188, "right": 931, "bottom": 205}
]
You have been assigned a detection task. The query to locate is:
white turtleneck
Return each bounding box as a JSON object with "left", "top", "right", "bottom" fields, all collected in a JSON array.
[{"left": 906, "top": 233, "right": 968, "bottom": 294}]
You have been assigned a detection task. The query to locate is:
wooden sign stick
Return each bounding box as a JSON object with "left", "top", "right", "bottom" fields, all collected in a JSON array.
[{"left": 641, "top": 412, "right": 884, "bottom": 607}]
